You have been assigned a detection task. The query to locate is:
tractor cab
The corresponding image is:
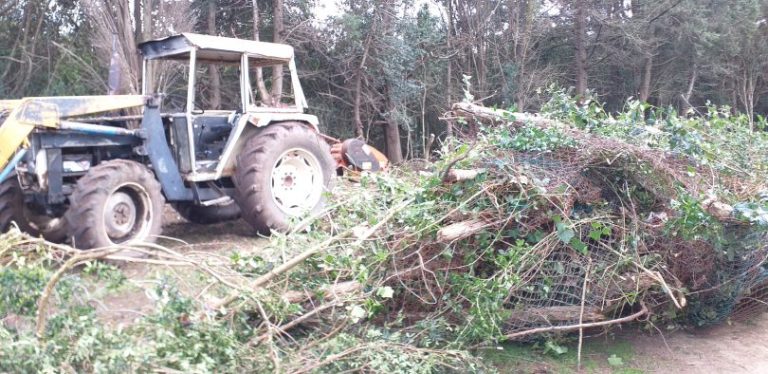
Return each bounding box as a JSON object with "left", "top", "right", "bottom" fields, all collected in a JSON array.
[{"left": 137, "top": 33, "right": 320, "bottom": 182}]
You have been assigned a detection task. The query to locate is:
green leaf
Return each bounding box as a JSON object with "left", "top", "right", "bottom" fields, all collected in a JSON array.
[
  {"left": 376, "top": 286, "right": 394, "bottom": 299},
  {"left": 557, "top": 227, "right": 575, "bottom": 244},
  {"left": 349, "top": 305, "right": 367, "bottom": 323},
  {"left": 588, "top": 229, "right": 602, "bottom": 241},
  {"left": 544, "top": 340, "right": 568, "bottom": 355},
  {"left": 570, "top": 239, "right": 588, "bottom": 254}
]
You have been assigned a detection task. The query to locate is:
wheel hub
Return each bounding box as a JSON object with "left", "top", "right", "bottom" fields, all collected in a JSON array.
[
  {"left": 271, "top": 148, "right": 323, "bottom": 216},
  {"left": 105, "top": 191, "right": 137, "bottom": 238},
  {"left": 102, "top": 184, "right": 151, "bottom": 243}
]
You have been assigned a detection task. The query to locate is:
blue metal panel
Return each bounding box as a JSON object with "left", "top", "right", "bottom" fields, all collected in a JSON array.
[
  {"left": 140, "top": 106, "right": 226, "bottom": 202},
  {"left": 38, "top": 132, "right": 140, "bottom": 149},
  {"left": 141, "top": 105, "right": 190, "bottom": 201},
  {"left": 0, "top": 149, "right": 27, "bottom": 182}
]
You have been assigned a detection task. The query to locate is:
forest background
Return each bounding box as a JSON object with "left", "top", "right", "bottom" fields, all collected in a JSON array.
[{"left": 1, "top": 0, "right": 766, "bottom": 162}]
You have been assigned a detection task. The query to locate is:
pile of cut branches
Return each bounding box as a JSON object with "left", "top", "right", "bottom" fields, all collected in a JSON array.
[{"left": 1, "top": 93, "right": 767, "bottom": 373}]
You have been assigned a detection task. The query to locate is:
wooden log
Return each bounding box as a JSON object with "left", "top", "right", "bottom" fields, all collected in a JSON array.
[
  {"left": 450, "top": 102, "right": 544, "bottom": 126},
  {"left": 443, "top": 168, "right": 485, "bottom": 183},
  {"left": 507, "top": 306, "right": 606, "bottom": 324},
  {"left": 476, "top": 304, "right": 649, "bottom": 346},
  {"left": 436, "top": 218, "right": 490, "bottom": 242}
]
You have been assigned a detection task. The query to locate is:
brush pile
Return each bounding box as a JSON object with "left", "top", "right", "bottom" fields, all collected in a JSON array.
[{"left": 1, "top": 92, "right": 767, "bottom": 372}]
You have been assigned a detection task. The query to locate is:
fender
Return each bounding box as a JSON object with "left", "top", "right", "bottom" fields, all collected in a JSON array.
[{"left": 211, "top": 113, "right": 320, "bottom": 180}]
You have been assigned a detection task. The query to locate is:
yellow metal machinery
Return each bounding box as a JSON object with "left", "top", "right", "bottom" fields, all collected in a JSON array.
[{"left": 0, "top": 95, "right": 146, "bottom": 173}]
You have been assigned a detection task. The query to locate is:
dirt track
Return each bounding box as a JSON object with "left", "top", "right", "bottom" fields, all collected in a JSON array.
[{"left": 625, "top": 314, "right": 768, "bottom": 373}]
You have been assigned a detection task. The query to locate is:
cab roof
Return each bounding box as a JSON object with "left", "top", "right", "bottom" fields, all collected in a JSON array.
[{"left": 138, "top": 33, "right": 294, "bottom": 65}]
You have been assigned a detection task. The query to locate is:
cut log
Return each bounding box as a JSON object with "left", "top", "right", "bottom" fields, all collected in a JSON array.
[
  {"left": 451, "top": 102, "right": 544, "bottom": 126},
  {"left": 507, "top": 306, "right": 606, "bottom": 324},
  {"left": 443, "top": 168, "right": 486, "bottom": 183},
  {"left": 436, "top": 218, "right": 490, "bottom": 242}
]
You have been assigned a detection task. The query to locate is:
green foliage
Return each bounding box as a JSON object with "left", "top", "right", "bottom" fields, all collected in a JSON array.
[
  {"left": 667, "top": 190, "right": 722, "bottom": 241},
  {"left": 492, "top": 124, "right": 576, "bottom": 152},
  {"left": 82, "top": 261, "right": 126, "bottom": 290},
  {"left": 0, "top": 265, "right": 52, "bottom": 316}
]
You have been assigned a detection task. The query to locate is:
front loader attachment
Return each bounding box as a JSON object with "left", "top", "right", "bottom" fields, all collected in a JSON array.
[{"left": 0, "top": 95, "right": 147, "bottom": 175}]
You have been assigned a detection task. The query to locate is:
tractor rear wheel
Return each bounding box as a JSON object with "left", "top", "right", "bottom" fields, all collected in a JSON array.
[
  {"left": 0, "top": 176, "right": 67, "bottom": 242},
  {"left": 234, "top": 122, "right": 335, "bottom": 235},
  {"left": 172, "top": 200, "right": 241, "bottom": 224},
  {"left": 65, "top": 160, "right": 164, "bottom": 249}
]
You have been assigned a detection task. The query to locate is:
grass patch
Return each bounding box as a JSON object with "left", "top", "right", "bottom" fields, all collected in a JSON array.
[{"left": 479, "top": 337, "right": 645, "bottom": 373}]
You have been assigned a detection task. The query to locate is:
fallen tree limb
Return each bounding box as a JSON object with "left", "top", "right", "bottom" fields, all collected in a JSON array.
[
  {"left": 211, "top": 198, "right": 415, "bottom": 311},
  {"left": 473, "top": 303, "right": 649, "bottom": 348},
  {"left": 436, "top": 218, "right": 491, "bottom": 242},
  {"left": 451, "top": 102, "right": 544, "bottom": 126},
  {"left": 507, "top": 306, "right": 606, "bottom": 324},
  {"left": 281, "top": 281, "right": 362, "bottom": 304},
  {"left": 442, "top": 168, "right": 486, "bottom": 183},
  {"left": 36, "top": 247, "right": 122, "bottom": 340}
]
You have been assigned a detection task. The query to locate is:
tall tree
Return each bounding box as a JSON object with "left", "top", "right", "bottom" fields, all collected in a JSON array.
[
  {"left": 574, "top": 0, "right": 588, "bottom": 97},
  {"left": 207, "top": 0, "right": 221, "bottom": 109},
  {"left": 271, "top": 0, "right": 284, "bottom": 103},
  {"left": 251, "top": 0, "right": 272, "bottom": 105}
]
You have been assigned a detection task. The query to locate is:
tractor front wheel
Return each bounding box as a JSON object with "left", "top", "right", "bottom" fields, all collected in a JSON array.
[
  {"left": 0, "top": 176, "right": 67, "bottom": 242},
  {"left": 66, "top": 160, "right": 164, "bottom": 249},
  {"left": 234, "top": 122, "right": 335, "bottom": 235}
]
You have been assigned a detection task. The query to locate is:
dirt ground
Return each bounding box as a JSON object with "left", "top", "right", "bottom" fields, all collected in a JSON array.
[
  {"left": 485, "top": 313, "right": 768, "bottom": 374},
  {"left": 95, "top": 208, "right": 269, "bottom": 326},
  {"left": 625, "top": 314, "right": 768, "bottom": 373},
  {"left": 104, "top": 209, "right": 768, "bottom": 373}
]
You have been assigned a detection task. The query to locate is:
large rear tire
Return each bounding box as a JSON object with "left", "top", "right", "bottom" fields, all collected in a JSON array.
[
  {"left": 65, "top": 160, "right": 164, "bottom": 249},
  {"left": 0, "top": 176, "right": 67, "bottom": 242},
  {"left": 234, "top": 122, "right": 335, "bottom": 235},
  {"left": 172, "top": 201, "right": 241, "bottom": 224}
]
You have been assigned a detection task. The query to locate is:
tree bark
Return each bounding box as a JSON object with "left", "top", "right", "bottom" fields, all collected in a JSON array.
[
  {"left": 638, "top": 54, "right": 653, "bottom": 102},
  {"left": 738, "top": 67, "right": 756, "bottom": 131},
  {"left": 574, "top": 0, "right": 588, "bottom": 97},
  {"left": 385, "top": 114, "right": 403, "bottom": 164},
  {"left": 142, "top": 0, "right": 152, "bottom": 40},
  {"left": 352, "top": 17, "right": 375, "bottom": 139},
  {"left": 271, "top": 0, "right": 284, "bottom": 104},
  {"left": 133, "top": 0, "right": 142, "bottom": 43},
  {"left": 207, "top": 0, "right": 221, "bottom": 109},
  {"left": 251, "top": 0, "right": 273, "bottom": 106},
  {"left": 681, "top": 63, "right": 697, "bottom": 113},
  {"left": 445, "top": 0, "right": 454, "bottom": 137}
]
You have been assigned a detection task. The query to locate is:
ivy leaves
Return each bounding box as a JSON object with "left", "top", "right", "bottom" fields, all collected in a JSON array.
[{"left": 553, "top": 216, "right": 611, "bottom": 256}]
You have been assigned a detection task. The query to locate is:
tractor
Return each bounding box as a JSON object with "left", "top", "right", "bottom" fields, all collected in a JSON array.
[{"left": 0, "top": 33, "right": 382, "bottom": 249}]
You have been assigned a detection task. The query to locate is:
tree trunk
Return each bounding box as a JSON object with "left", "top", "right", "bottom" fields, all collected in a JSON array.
[
  {"left": 142, "top": 0, "right": 152, "bottom": 40},
  {"left": 352, "top": 27, "right": 374, "bottom": 139},
  {"left": 513, "top": 0, "right": 535, "bottom": 110},
  {"left": 738, "top": 68, "right": 756, "bottom": 131},
  {"left": 638, "top": 54, "right": 653, "bottom": 102},
  {"left": 681, "top": 63, "right": 697, "bottom": 113},
  {"left": 133, "top": 0, "right": 142, "bottom": 43},
  {"left": 574, "top": 0, "right": 588, "bottom": 97},
  {"left": 271, "top": 0, "right": 284, "bottom": 104},
  {"left": 381, "top": 0, "right": 402, "bottom": 163},
  {"left": 385, "top": 114, "right": 403, "bottom": 164},
  {"left": 207, "top": 1, "right": 221, "bottom": 109},
  {"left": 445, "top": 0, "right": 454, "bottom": 137},
  {"left": 251, "top": 0, "right": 273, "bottom": 106}
]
